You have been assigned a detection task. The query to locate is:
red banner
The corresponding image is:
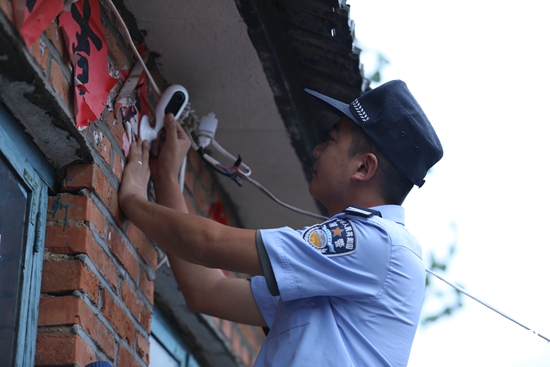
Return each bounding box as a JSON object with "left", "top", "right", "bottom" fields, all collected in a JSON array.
[
  {"left": 59, "top": 0, "right": 118, "bottom": 128},
  {"left": 18, "top": 0, "right": 64, "bottom": 47}
]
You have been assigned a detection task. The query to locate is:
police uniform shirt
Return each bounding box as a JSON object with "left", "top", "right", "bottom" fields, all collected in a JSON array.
[{"left": 250, "top": 205, "right": 425, "bottom": 367}]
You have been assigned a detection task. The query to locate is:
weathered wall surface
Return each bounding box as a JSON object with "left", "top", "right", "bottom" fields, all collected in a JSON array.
[{"left": 0, "top": 1, "right": 263, "bottom": 366}]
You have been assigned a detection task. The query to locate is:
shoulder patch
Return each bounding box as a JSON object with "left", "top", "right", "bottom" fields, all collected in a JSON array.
[{"left": 303, "top": 218, "right": 356, "bottom": 256}]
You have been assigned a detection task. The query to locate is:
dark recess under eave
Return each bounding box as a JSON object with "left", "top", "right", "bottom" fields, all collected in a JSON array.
[{"left": 234, "top": 0, "right": 364, "bottom": 192}]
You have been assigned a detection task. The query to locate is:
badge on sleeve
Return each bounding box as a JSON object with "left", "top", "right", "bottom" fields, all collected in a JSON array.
[{"left": 302, "top": 218, "right": 356, "bottom": 256}]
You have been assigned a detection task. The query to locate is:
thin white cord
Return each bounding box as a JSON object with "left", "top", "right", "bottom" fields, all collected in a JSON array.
[
  {"left": 426, "top": 268, "right": 550, "bottom": 343},
  {"left": 106, "top": 0, "right": 550, "bottom": 343},
  {"left": 106, "top": 0, "right": 161, "bottom": 96},
  {"left": 242, "top": 176, "right": 327, "bottom": 220},
  {"left": 210, "top": 139, "right": 251, "bottom": 175}
]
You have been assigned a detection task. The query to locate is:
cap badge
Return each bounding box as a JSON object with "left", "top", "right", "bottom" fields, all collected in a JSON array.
[{"left": 351, "top": 99, "right": 369, "bottom": 122}]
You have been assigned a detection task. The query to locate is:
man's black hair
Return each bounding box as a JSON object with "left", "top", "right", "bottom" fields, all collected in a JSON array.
[{"left": 348, "top": 125, "right": 413, "bottom": 205}]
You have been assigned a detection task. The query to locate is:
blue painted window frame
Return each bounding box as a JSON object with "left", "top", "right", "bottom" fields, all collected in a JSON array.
[
  {"left": 0, "top": 104, "right": 53, "bottom": 366},
  {"left": 150, "top": 306, "right": 201, "bottom": 367}
]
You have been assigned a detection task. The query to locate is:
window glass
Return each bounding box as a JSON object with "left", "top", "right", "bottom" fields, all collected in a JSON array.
[
  {"left": 149, "top": 336, "right": 179, "bottom": 367},
  {"left": 150, "top": 307, "right": 202, "bottom": 367},
  {"left": 0, "top": 153, "right": 30, "bottom": 363}
]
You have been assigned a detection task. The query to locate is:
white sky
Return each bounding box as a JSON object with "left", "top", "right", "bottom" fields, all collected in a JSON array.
[{"left": 347, "top": 0, "right": 550, "bottom": 365}]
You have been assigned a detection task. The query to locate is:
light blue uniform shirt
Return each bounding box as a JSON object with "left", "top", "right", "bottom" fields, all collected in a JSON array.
[{"left": 251, "top": 205, "right": 425, "bottom": 366}]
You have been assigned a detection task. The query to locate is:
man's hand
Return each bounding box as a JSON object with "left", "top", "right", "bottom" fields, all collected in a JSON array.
[
  {"left": 149, "top": 113, "right": 191, "bottom": 188},
  {"left": 119, "top": 138, "right": 151, "bottom": 214}
]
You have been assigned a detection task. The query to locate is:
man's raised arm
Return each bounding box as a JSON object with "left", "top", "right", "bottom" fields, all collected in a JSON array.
[{"left": 119, "top": 114, "right": 266, "bottom": 326}]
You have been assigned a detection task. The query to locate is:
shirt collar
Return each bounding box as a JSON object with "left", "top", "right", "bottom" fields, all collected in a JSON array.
[{"left": 343, "top": 204, "right": 405, "bottom": 226}]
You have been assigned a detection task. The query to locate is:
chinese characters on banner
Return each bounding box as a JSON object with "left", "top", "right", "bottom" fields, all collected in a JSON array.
[
  {"left": 18, "top": 0, "right": 64, "bottom": 47},
  {"left": 59, "top": 0, "right": 118, "bottom": 128},
  {"left": 15, "top": 0, "right": 149, "bottom": 131}
]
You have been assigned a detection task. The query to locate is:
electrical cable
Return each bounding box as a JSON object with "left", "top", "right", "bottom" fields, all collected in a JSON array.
[
  {"left": 106, "top": 0, "right": 161, "bottom": 96},
  {"left": 107, "top": 0, "right": 550, "bottom": 345},
  {"left": 241, "top": 175, "right": 327, "bottom": 220},
  {"left": 210, "top": 139, "right": 251, "bottom": 176},
  {"left": 426, "top": 268, "right": 550, "bottom": 343}
]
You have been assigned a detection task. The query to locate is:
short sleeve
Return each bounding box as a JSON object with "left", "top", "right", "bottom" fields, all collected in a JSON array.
[
  {"left": 250, "top": 276, "right": 280, "bottom": 328},
  {"left": 259, "top": 220, "right": 392, "bottom": 302}
]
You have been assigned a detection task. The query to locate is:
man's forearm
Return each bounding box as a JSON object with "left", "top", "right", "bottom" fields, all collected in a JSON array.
[
  {"left": 122, "top": 177, "right": 261, "bottom": 275},
  {"left": 149, "top": 177, "right": 265, "bottom": 324},
  {"left": 152, "top": 176, "right": 228, "bottom": 310},
  {"left": 118, "top": 117, "right": 266, "bottom": 325}
]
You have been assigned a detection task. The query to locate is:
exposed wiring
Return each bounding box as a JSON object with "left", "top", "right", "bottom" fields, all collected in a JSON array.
[
  {"left": 210, "top": 139, "right": 251, "bottom": 176},
  {"left": 241, "top": 175, "right": 327, "bottom": 220},
  {"left": 426, "top": 268, "right": 550, "bottom": 343},
  {"left": 108, "top": 0, "right": 550, "bottom": 344},
  {"left": 106, "top": 0, "right": 161, "bottom": 96}
]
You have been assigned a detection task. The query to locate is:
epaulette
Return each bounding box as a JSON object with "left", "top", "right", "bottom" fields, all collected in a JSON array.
[{"left": 344, "top": 205, "right": 382, "bottom": 218}]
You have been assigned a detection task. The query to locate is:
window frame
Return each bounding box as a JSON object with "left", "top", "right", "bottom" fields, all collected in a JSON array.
[
  {"left": 150, "top": 305, "right": 201, "bottom": 367},
  {"left": 0, "top": 104, "right": 53, "bottom": 366}
]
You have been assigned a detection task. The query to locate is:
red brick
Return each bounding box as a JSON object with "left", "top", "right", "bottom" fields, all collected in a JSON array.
[
  {"left": 45, "top": 225, "right": 91, "bottom": 254},
  {"left": 187, "top": 149, "right": 202, "bottom": 176},
  {"left": 238, "top": 323, "right": 264, "bottom": 352},
  {"left": 183, "top": 192, "right": 199, "bottom": 215},
  {"left": 100, "top": 176, "right": 119, "bottom": 219},
  {"left": 240, "top": 346, "right": 251, "bottom": 367},
  {"left": 183, "top": 169, "right": 209, "bottom": 216},
  {"left": 117, "top": 344, "right": 142, "bottom": 367},
  {"left": 35, "top": 332, "right": 94, "bottom": 366},
  {"left": 113, "top": 203, "right": 127, "bottom": 230},
  {"left": 63, "top": 164, "right": 119, "bottom": 220},
  {"left": 94, "top": 128, "right": 112, "bottom": 166},
  {"left": 102, "top": 23, "right": 131, "bottom": 71},
  {"left": 101, "top": 289, "right": 135, "bottom": 346},
  {"left": 199, "top": 163, "right": 215, "bottom": 195},
  {"left": 11, "top": 0, "right": 25, "bottom": 30},
  {"left": 220, "top": 319, "right": 233, "bottom": 339},
  {"left": 232, "top": 330, "right": 243, "bottom": 362},
  {"left": 63, "top": 164, "right": 95, "bottom": 191},
  {"left": 140, "top": 305, "right": 152, "bottom": 334},
  {"left": 136, "top": 331, "right": 150, "bottom": 365},
  {"left": 45, "top": 225, "right": 120, "bottom": 292},
  {"left": 120, "top": 281, "right": 144, "bottom": 324},
  {"left": 127, "top": 222, "right": 157, "bottom": 269},
  {"left": 49, "top": 58, "right": 70, "bottom": 105},
  {"left": 29, "top": 37, "right": 49, "bottom": 71},
  {"left": 110, "top": 109, "right": 127, "bottom": 148},
  {"left": 38, "top": 296, "right": 116, "bottom": 359},
  {"left": 48, "top": 194, "right": 107, "bottom": 236},
  {"left": 209, "top": 316, "right": 221, "bottom": 327},
  {"left": 183, "top": 164, "right": 195, "bottom": 194},
  {"left": 45, "top": 20, "right": 64, "bottom": 56},
  {"left": 113, "top": 152, "right": 124, "bottom": 181},
  {"left": 104, "top": 108, "right": 116, "bottom": 126},
  {"left": 192, "top": 178, "right": 209, "bottom": 215},
  {"left": 139, "top": 267, "right": 154, "bottom": 306},
  {"left": 41, "top": 260, "right": 100, "bottom": 304},
  {"left": 120, "top": 279, "right": 152, "bottom": 331},
  {"left": 0, "top": 0, "right": 13, "bottom": 23},
  {"left": 108, "top": 226, "right": 139, "bottom": 282}
]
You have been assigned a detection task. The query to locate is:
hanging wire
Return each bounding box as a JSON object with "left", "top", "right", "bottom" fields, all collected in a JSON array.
[
  {"left": 426, "top": 268, "right": 550, "bottom": 343},
  {"left": 106, "top": 0, "right": 161, "bottom": 96},
  {"left": 241, "top": 174, "right": 327, "bottom": 220},
  {"left": 107, "top": 0, "right": 550, "bottom": 345}
]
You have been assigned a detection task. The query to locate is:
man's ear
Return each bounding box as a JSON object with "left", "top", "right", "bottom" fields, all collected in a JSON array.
[{"left": 351, "top": 153, "right": 378, "bottom": 182}]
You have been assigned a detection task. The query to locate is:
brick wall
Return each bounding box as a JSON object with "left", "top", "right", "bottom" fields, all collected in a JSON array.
[{"left": 0, "top": 1, "right": 264, "bottom": 366}]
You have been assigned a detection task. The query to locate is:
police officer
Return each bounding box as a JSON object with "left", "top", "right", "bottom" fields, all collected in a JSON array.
[{"left": 119, "top": 80, "right": 443, "bottom": 366}]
